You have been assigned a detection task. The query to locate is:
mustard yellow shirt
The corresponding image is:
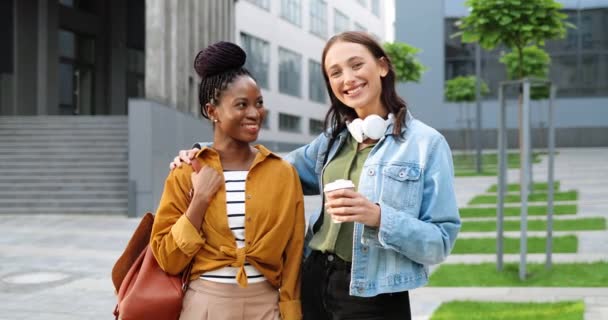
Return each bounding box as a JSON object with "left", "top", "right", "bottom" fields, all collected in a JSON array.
[{"left": 150, "top": 145, "right": 305, "bottom": 320}]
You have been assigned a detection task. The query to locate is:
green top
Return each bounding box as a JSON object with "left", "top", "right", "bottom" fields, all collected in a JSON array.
[{"left": 308, "top": 135, "right": 375, "bottom": 262}]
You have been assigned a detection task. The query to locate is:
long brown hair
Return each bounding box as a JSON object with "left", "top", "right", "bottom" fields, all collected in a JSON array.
[{"left": 321, "top": 31, "right": 408, "bottom": 139}]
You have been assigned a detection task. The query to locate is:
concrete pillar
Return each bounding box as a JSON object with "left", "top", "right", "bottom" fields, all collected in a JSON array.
[{"left": 145, "top": 0, "right": 235, "bottom": 114}]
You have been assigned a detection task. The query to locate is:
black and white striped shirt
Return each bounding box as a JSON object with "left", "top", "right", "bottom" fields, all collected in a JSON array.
[{"left": 200, "top": 170, "right": 266, "bottom": 283}]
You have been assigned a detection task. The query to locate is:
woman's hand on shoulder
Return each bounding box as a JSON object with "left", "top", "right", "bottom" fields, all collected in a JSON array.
[{"left": 169, "top": 148, "right": 200, "bottom": 170}]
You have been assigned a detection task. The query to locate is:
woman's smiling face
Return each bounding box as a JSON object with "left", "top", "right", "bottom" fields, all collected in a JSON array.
[{"left": 323, "top": 41, "right": 388, "bottom": 118}]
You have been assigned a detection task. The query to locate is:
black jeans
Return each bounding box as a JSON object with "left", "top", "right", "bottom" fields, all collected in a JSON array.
[{"left": 302, "top": 250, "right": 412, "bottom": 320}]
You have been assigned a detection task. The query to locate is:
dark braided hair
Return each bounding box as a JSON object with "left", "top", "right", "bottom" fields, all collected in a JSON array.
[{"left": 194, "top": 41, "right": 254, "bottom": 119}]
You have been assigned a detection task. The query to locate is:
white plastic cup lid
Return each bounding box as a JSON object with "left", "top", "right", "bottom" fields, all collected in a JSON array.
[{"left": 324, "top": 179, "right": 355, "bottom": 192}]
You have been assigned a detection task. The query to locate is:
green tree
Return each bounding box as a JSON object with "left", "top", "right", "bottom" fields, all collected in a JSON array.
[
  {"left": 383, "top": 42, "right": 425, "bottom": 83},
  {"left": 500, "top": 45, "right": 551, "bottom": 99},
  {"left": 445, "top": 76, "right": 489, "bottom": 154},
  {"left": 455, "top": 0, "right": 573, "bottom": 79},
  {"left": 445, "top": 75, "right": 489, "bottom": 103}
]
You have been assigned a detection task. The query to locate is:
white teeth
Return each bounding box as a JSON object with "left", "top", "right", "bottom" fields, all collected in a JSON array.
[{"left": 346, "top": 85, "right": 363, "bottom": 96}]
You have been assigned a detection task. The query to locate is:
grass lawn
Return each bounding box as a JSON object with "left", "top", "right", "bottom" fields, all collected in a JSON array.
[
  {"left": 428, "top": 262, "right": 608, "bottom": 287},
  {"left": 452, "top": 236, "right": 577, "bottom": 254},
  {"left": 487, "top": 181, "right": 561, "bottom": 193},
  {"left": 453, "top": 152, "right": 542, "bottom": 177},
  {"left": 460, "top": 217, "right": 605, "bottom": 232},
  {"left": 430, "top": 301, "right": 584, "bottom": 320},
  {"left": 468, "top": 191, "right": 578, "bottom": 205},
  {"left": 459, "top": 205, "right": 577, "bottom": 218}
]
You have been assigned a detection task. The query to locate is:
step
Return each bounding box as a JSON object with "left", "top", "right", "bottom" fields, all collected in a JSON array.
[
  {"left": 0, "top": 207, "right": 128, "bottom": 215},
  {"left": 0, "top": 141, "right": 128, "bottom": 148},
  {"left": 0, "top": 161, "right": 127, "bottom": 169},
  {"left": 0, "top": 176, "right": 128, "bottom": 183},
  {"left": 0, "top": 183, "right": 128, "bottom": 191},
  {"left": 0, "top": 148, "right": 128, "bottom": 155},
  {"left": 0, "top": 190, "right": 127, "bottom": 200},
  {"left": 0, "top": 167, "right": 128, "bottom": 175},
  {"left": 0, "top": 198, "right": 128, "bottom": 207},
  {"left": 0, "top": 154, "right": 128, "bottom": 161}
]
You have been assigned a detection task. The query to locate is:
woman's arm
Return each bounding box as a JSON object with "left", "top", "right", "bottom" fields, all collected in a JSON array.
[
  {"left": 363, "top": 136, "right": 461, "bottom": 265},
  {"left": 284, "top": 133, "right": 330, "bottom": 196},
  {"left": 149, "top": 167, "right": 209, "bottom": 275},
  {"left": 277, "top": 166, "right": 305, "bottom": 320}
]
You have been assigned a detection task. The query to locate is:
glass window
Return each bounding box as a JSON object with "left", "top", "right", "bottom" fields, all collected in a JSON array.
[
  {"left": 240, "top": 33, "right": 270, "bottom": 89},
  {"left": 281, "top": 0, "right": 301, "bottom": 26},
  {"left": 246, "top": 0, "right": 270, "bottom": 10},
  {"left": 356, "top": 0, "right": 367, "bottom": 8},
  {"left": 309, "top": 119, "right": 324, "bottom": 135},
  {"left": 262, "top": 111, "right": 270, "bottom": 129},
  {"left": 127, "top": 49, "right": 145, "bottom": 98},
  {"left": 308, "top": 60, "right": 326, "bottom": 103},
  {"left": 279, "top": 47, "right": 302, "bottom": 97},
  {"left": 310, "top": 0, "right": 328, "bottom": 38},
  {"left": 59, "top": 63, "right": 74, "bottom": 106},
  {"left": 354, "top": 23, "right": 367, "bottom": 32},
  {"left": 334, "top": 9, "right": 349, "bottom": 34},
  {"left": 59, "top": 30, "right": 76, "bottom": 59},
  {"left": 371, "top": 0, "right": 380, "bottom": 17},
  {"left": 279, "top": 113, "right": 302, "bottom": 132},
  {"left": 58, "top": 0, "right": 95, "bottom": 12}
]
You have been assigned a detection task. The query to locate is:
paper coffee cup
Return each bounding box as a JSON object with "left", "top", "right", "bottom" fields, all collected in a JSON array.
[{"left": 324, "top": 179, "right": 355, "bottom": 223}]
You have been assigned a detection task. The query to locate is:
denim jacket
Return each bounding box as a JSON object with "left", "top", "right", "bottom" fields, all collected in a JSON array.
[{"left": 284, "top": 112, "right": 461, "bottom": 297}]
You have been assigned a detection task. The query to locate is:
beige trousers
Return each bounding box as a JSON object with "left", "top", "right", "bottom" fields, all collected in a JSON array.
[{"left": 179, "top": 279, "right": 280, "bottom": 320}]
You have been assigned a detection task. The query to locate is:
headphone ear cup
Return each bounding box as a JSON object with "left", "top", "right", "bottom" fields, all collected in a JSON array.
[
  {"left": 362, "top": 115, "right": 387, "bottom": 140},
  {"left": 347, "top": 118, "right": 365, "bottom": 143}
]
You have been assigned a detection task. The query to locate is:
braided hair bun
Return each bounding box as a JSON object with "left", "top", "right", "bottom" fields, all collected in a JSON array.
[{"left": 194, "top": 41, "right": 247, "bottom": 78}]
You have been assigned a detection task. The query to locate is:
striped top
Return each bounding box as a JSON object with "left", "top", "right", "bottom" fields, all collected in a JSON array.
[{"left": 200, "top": 170, "right": 266, "bottom": 284}]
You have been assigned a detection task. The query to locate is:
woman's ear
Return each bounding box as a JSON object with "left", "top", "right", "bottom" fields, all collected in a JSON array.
[
  {"left": 378, "top": 57, "right": 389, "bottom": 78},
  {"left": 206, "top": 103, "right": 218, "bottom": 122}
]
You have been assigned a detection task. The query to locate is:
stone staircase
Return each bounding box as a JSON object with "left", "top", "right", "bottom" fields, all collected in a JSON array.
[{"left": 0, "top": 116, "right": 128, "bottom": 215}]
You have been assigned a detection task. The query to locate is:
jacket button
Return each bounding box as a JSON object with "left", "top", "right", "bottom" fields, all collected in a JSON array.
[
  {"left": 246, "top": 194, "right": 252, "bottom": 199},
  {"left": 399, "top": 171, "right": 406, "bottom": 178},
  {"left": 361, "top": 246, "right": 368, "bottom": 253},
  {"left": 368, "top": 169, "right": 375, "bottom": 176}
]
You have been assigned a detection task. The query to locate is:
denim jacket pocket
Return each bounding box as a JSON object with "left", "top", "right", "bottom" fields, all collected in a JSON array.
[{"left": 381, "top": 164, "right": 422, "bottom": 209}]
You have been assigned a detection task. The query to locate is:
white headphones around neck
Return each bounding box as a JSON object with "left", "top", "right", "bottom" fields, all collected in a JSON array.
[{"left": 346, "top": 113, "right": 394, "bottom": 143}]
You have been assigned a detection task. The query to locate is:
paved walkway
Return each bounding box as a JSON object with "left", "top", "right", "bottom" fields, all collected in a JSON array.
[
  {"left": 0, "top": 148, "right": 606, "bottom": 319},
  {"left": 410, "top": 147, "right": 608, "bottom": 320}
]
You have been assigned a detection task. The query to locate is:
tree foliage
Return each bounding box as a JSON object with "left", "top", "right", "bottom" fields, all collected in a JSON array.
[
  {"left": 445, "top": 76, "right": 489, "bottom": 103},
  {"left": 383, "top": 42, "right": 425, "bottom": 83},
  {"left": 455, "top": 0, "right": 574, "bottom": 79},
  {"left": 500, "top": 46, "right": 551, "bottom": 99}
]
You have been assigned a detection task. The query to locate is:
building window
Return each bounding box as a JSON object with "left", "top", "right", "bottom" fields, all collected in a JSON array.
[
  {"left": 127, "top": 49, "right": 145, "bottom": 98},
  {"left": 279, "top": 47, "right": 302, "bottom": 97},
  {"left": 354, "top": 22, "right": 367, "bottom": 32},
  {"left": 310, "top": 0, "right": 328, "bottom": 39},
  {"left": 281, "top": 0, "right": 301, "bottom": 26},
  {"left": 308, "top": 60, "right": 326, "bottom": 103},
  {"left": 445, "top": 5, "right": 608, "bottom": 98},
  {"left": 240, "top": 33, "right": 270, "bottom": 89},
  {"left": 334, "top": 9, "right": 350, "bottom": 34},
  {"left": 58, "top": 0, "right": 95, "bottom": 13},
  {"left": 246, "top": 0, "right": 270, "bottom": 10},
  {"left": 309, "top": 119, "right": 324, "bottom": 135},
  {"left": 262, "top": 111, "right": 270, "bottom": 129},
  {"left": 356, "top": 0, "right": 367, "bottom": 8},
  {"left": 371, "top": 0, "right": 380, "bottom": 17},
  {"left": 279, "top": 113, "right": 302, "bottom": 132}
]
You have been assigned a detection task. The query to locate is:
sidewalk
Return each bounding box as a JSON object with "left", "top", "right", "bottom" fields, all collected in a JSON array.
[
  {"left": 410, "top": 147, "right": 608, "bottom": 320},
  {"left": 0, "top": 148, "right": 606, "bottom": 319}
]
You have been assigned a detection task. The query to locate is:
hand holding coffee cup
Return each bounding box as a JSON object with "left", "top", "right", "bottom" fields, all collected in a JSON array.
[
  {"left": 324, "top": 179, "right": 356, "bottom": 223},
  {"left": 324, "top": 179, "right": 382, "bottom": 226}
]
